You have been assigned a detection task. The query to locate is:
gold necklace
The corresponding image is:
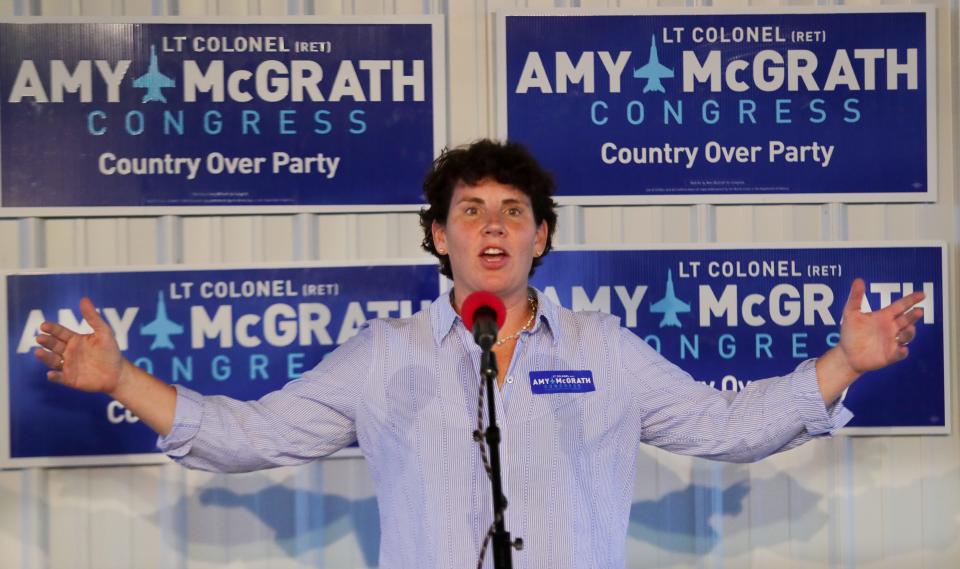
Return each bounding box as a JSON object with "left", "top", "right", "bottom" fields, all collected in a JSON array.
[{"left": 494, "top": 294, "right": 538, "bottom": 347}]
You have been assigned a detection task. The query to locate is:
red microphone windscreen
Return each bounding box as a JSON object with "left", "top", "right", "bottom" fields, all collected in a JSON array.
[{"left": 461, "top": 291, "right": 506, "bottom": 330}]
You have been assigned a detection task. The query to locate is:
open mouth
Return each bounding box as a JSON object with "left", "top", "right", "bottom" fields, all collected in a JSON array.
[{"left": 479, "top": 247, "right": 509, "bottom": 267}]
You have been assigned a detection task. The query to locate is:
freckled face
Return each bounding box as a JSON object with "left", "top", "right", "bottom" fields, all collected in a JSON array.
[{"left": 432, "top": 180, "right": 547, "bottom": 304}]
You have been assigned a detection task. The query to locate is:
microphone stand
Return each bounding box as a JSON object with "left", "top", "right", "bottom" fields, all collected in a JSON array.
[{"left": 476, "top": 331, "right": 521, "bottom": 569}]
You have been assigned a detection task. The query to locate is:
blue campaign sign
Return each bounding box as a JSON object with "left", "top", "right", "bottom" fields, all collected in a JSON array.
[
  {"left": 1, "top": 263, "right": 441, "bottom": 466},
  {"left": 0, "top": 20, "right": 444, "bottom": 213},
  {"left": 499, "top": 9, "right": 935, "bottom": 203},
  {"left": 530, "top": 245, "right": 949, "bottom": 434}
]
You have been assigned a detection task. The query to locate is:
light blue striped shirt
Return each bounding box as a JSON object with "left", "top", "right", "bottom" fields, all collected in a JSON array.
[{"left": 158, "top": 288, "right": 852, "bottom": 568}]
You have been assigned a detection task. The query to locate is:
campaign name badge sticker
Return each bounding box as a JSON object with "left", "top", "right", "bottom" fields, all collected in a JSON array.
[{"left": 530, "top": 370, "right": 596, "bottom": 394}]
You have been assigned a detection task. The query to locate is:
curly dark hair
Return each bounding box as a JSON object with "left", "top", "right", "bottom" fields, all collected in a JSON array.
[{"left": 419, "top": 139, "right": 559, "bottom": 279}]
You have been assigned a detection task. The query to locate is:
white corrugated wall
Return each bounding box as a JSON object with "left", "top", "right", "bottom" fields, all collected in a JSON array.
[{"left": 0, "top": 0, "right": 958, "bottom": 568}]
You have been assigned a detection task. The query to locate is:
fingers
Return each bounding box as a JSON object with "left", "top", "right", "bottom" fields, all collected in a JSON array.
[
  {"left": 34, "top": 347, "right": 64, "bottom": 371},
  {"left": 39, "top": 320, "right": 75, "bottom": 343},
  {"left": 34, "top": 347, "right": 65, "bottom": 383},
  {"left": 37, "top": 297, "right": 108, "bottom": 347},
  {"left": 894, "top": 308, "right": 924, "bottom": 330},
  {"left": 889, "top": 293, "right": 925, "bottom": 353},
  {"left": 895, "top": 345, "right": 909, "bottom": 361},
  {"left": 888, "top": 290, "right": 925, "bottom": 316},
  {"left": 896, "top": 324, "right": 918, "bottom": 346},
  {"left": 847, "top": 280, "right": 925, "bottom": 318},
  {"left": 79, "top": 297, "right": 110, "bottom": 333},
  {"left": 35, "top": 333, "right": 67, "bottom": 354},
  {"left": 844, "top": 278, "right": 866, "bottom": 314}
]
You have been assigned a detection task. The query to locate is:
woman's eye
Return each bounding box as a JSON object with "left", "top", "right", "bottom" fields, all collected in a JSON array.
[
  {"left": 464, "top": 207, "right": 478, "bottom": 215},
  {"left": 507, "top": 207, "right": 522, "bottom": 216}
]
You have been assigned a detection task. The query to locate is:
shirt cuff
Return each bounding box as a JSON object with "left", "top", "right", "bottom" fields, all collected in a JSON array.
[
  {"left": 790, "top": 358, "right": 854, "bottom": 435},
  {"left": 155, "top": 384, "right": 205, "bottom": 457}
]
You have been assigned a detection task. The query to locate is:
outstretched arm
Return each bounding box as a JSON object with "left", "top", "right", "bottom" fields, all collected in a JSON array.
[
  {"left": 815, "top": 278, "right": 925, "bottom": 404},
  {"left": 34, "top": 297, "right": 176, "bottom": 436}
]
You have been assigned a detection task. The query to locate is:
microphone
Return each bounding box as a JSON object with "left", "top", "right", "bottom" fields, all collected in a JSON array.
[
  {"left": 462, "top": 291, "right": 520, "bottom": 567},
  {"left": 461, "top": 291, "right": 506, "bottom": 350}
]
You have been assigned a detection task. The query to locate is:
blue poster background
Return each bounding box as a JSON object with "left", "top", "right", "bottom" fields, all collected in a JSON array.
[
  {"left": 1, "top": 22, "right": 436, "bottom": 207},
  {"left": 505, "top": 12, "right": 928, "bottom": 199},
  {"left": 6, "top": 264, "right": 440, "bottom": 458},
  {"left": 530, "top": 247, "right": 945, "bottom": 430}
]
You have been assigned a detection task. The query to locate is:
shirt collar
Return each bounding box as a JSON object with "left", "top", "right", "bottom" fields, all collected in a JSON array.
[
  {"left": 430, "top": 290, "right": 460, "bottom": 346},
  {"left": 430, "top": 287, "right": 562, "bottom": 347},
  {"left": 531, "top": 288, "right": 562, "bottom": 346}
]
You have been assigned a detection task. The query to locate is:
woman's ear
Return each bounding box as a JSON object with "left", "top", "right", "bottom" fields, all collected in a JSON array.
[{"left": 432, "top": 220, "right": 447, "bottom": 254}]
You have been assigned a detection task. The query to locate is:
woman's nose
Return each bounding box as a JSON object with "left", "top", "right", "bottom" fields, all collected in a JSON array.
[{"left": 482, "top": 211, "right": 506, "bottom": 235}]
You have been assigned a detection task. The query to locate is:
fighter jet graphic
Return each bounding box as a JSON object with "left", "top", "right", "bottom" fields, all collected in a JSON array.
[
  {"left": 632, "top": 35, "right": 675, "bottom": 94},
  {"left": 132, "top": 45, "right": 176, "bottom": 103},
  {"left": 140, "top": 291, "right": 184, "bottom": 350},
  {"left": 649, "top": 270, "right": 691, "bottom": 328}
]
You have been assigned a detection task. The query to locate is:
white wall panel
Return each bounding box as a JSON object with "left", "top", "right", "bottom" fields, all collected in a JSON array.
[
  {"left": 181, "top": 217, "right": 224, "bottom": 264},
  {"left": 744, "top": 456, "right": 792, "bottom": 568},
  {"left": 848, "top": 204, "right": 899, "bottom": 241},
  {"left": 14, "top": 218, "right": 46, "bottom": 268},
  {"left": 0, "top": 0, "right": 958, "bottom": 569},
  {"left": 759, "top": 205, "right": 824, "bottom": 242},
  {"left": 290, "top": 213, "right": 318, "bottom": 260},
  {"left": 36, "top": 0, "right": 72, "bottom": 15},
  {"left": 44, "top": 219, "right": 87, "bottom": 269},
  {"left": 352, "top": 0, "right": 388, "bottom": 14},
  {"left": 90, "top": 467, "right": 139, "bottom": 569},
  {"left": 19, "top": 469, "right": 50, "bottom": 569},
  {"left": 800, "top": 440, "right": 843, "bottom": 569},
  {"left": 618, "top": 205, "right": 696, "bottom": 245},
  {"left": 880, "top": 438, "right": 925, "bottom": 568},
  {"left": 395, "top": 0, "right": 430, "bottom": 15},
  {"left": 128, "top": 217, "right": 162, "bottom": 265},
  {"left": 0, "top": 221, "right": 20, "bottom": 269},
  {"left": 396, "top": 212, "right": 429, "bottom": 257},
  {"left": 0, "top": 470, "right": 26, "bottom": 569},
  {"left": 117, "top": 0, "right": 160, "bottom": 17},
  {"left": 47, "top": 467, "right": 91, "bottom": 569},
  {"left": 87, "top": 218, "right": 128, "bottom": 266},
  {"left": 222, "top": 216, "right": 262, "bottom": 263},
  {"left": 262, "top": 216, "right": 297, "bottom": 262},
  {"left": 652, "top": 450, "right": 700, "bottom": 567},
  {"left": 447, "top": 0, "right": 490, "bottom": 143},
  {"left": 182, "top": 470, "right": 231, "bottom": 569},
  {"left": 175, "top": 1, "right": 216, "bottom": 16},
  {"left": 354, "top": 213, "right": 394, "bottom": 258},
  {"left": 316, "top": 213, "right": 357, "bottom": 259},
  {"left": 125, "top": 465, "right": 171, "bottom": 569},
  {"left": 251, "top": 0, "right": 292, "bottom": 17},
  {"left": 849, "top": 438, "right": 887, "bottom": 568},
  {"left": 919, "top": 434, "right": 960, "bottom": 567},
  {"left": 583, "top": 207, "right": 625, "bottom": 243}
]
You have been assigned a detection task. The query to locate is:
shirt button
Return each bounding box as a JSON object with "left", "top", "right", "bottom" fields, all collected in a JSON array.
[{"left": 507, "top": 376, "right": 514, "bottom": 384}]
